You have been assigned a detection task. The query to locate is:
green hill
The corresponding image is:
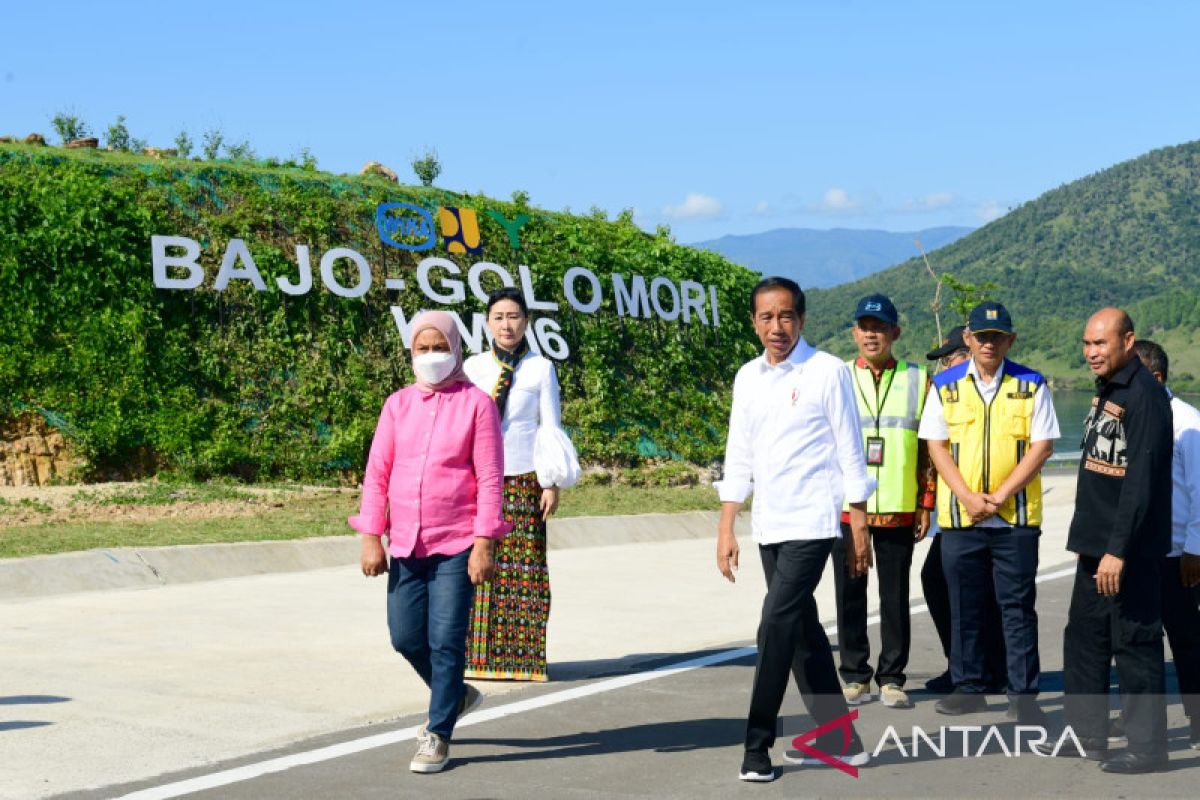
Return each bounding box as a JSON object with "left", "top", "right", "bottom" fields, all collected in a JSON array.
[
  {"left": 803, "top": 139, "right": 1200, "bottom": 390},
  {"left": 0, "top": 144, "right": 760, "bottom": 481}
]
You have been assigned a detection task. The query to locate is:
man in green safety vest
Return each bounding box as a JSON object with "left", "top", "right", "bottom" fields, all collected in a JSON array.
[{"left": 833, "top": 293, "right": 937, "bottom": 710}]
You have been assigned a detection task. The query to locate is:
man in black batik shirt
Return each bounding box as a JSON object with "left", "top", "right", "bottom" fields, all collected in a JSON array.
[{"left": 1060, "top": 308, "right": 1172, "bottom": 773}]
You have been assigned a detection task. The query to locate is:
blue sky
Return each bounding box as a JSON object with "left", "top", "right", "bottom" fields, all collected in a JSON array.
[{"left": 5, "top": 1, "right": 1199, "bottom": 243}]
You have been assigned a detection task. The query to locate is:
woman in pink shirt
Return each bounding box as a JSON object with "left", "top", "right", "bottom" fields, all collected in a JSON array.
[{"left": 350, "top": 310, "right": 509, "bottom": 774}]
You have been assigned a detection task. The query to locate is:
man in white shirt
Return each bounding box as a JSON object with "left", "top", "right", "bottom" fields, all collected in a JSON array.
[
  {"left": 1133, "top": 340, "right": 1200, "bottom": 750},
  {"left": 717, "top": 276, "right": 876, "bottom": 783}
]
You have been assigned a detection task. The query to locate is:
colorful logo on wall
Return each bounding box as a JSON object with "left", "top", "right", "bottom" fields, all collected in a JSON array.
[
  {"left": 374, "top": 203, "right": 437, "bottom": 251},
  {"left": 375, "top": 203, "right": 530, "bottom": 254},
  {"left": 438, "top": 207, "right": 482, "bottom": 254}
]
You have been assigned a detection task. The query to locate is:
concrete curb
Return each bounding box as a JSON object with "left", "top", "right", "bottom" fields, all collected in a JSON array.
[{"left": 0, "top": 510, "right": 741, "bottom": 601}]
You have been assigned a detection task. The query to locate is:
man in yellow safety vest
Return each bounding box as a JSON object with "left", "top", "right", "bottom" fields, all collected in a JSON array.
[{"left": 918, "top": 301, "right": 1060, "bottom": 725}]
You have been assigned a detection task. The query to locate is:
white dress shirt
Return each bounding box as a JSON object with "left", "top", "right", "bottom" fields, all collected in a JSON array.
[
  {"left": 718, "top": 337, "right": 876, "bottom": 544},
  {"left": 1168, "top": 392, "right": 1200, "bottom": 557},
  {"left": 463, "top": 351, "right": 578, "bottom": 487},
  {"left": 918, "top": 358, "right": 1060, "bottom": 528}
]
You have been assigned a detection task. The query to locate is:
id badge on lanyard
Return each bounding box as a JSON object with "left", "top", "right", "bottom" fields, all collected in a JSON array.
[{"left": 865, "top": 435, "right": 885, "bottom": 466}]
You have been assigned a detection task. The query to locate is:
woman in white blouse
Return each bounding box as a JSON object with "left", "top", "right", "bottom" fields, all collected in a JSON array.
[{"left": 462, "top": 287, "right": 579, "bottom": 681}]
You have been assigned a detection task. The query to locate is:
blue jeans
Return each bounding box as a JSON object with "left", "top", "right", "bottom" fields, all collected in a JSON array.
[{"left": 386, "top": 548, "right": 475, "bottom": 739}]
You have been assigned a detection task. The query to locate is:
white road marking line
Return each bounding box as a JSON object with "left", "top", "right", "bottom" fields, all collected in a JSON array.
[{"left": 117, "top": 562, "right": 1079, "bottom": 799}]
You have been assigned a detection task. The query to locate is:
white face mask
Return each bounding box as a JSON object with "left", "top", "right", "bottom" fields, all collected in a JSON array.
[{"left": 413, "top": 352, "right": 457, "bottom": 385}]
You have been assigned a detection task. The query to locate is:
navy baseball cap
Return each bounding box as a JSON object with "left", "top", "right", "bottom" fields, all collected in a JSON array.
[
  {"left": 967, "top": 301, "right": 1014, "bottom": 334},
  {"left": 854, "top": 294, "right": 899, "bottom": 326},
  {"left": 926, "top": 326, "right": 967, "bottom": 360}
]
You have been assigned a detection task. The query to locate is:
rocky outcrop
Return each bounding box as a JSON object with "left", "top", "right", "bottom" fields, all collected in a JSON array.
[
  {"left": 0, "top": 135, "right": 15, "bottom": 143},
  {"left": 0, "top": 414, "right": 82, "bottom": 486},
  {"left": 66, "top": 137, "right": 99, "bottom": 149},
  {"left": 23, "top": 133, "right": 46, "bottom": 145},
  {"left": 360, "top": 161, "right": 398, "bottom": 182},
  {"left": 142, "top": 147, "right": 179, "bottom": 159}
]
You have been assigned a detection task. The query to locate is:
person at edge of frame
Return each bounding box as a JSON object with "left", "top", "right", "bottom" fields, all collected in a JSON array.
[
  {"left": 716, "top": 276, "right": 876, "bottom": 783},
  {"left": 832, "top": 293, "right": 936, "bottom": 710},
  {"left": 1131, "top": 340, "right": 1200, "bottom": 752},
  {"left": 920, "top": 325, "right": 1009, "bottom": 695},
  {"left": 918, "top": 301, "right": 1059, "bottom": 726}
]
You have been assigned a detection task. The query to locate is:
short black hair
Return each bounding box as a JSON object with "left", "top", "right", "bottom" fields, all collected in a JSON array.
[
  {"left": 486, "top": 286, "right": 529, "bottom": 317},
  {"left": 1133, "top": 339, "right": 1169, "bottom": 383},
  {"left": 1115, "top": 309, "right": 1135, "bottom": 337},
  {"left": 751, "top": 276, "right": 805, "bottom": 315}
]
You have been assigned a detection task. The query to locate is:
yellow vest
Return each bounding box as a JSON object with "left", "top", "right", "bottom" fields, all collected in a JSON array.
[
  {"left": 933, "top": 360, "right": 1044, "bottom": 528},
  {"left": 844, "top": 359, "right": 927, "bottom": 514}
]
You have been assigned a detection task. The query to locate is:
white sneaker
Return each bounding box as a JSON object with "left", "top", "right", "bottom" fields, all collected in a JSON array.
[
  {"left": 781, "top": 748, "right": 871, "bottom": 768},
  {"left": 410, "top": 732, "right": 449, "bottom": 773}
]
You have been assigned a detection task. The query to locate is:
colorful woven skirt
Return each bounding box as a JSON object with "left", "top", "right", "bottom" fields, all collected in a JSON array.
[{"left": 465, "top": 472, "right": 551, "bottom": 681}]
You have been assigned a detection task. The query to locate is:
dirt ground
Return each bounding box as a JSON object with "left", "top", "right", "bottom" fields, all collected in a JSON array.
[{"left": 0, "top": 481, "right": 347, "bottom": 527}]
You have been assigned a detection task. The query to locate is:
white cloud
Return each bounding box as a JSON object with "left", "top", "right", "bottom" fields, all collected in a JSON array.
[
  {"left": 976, "top": 201, "right": 1007, "bottom": 223},
  {"left": 808, "top": 187, "right": 876, "bottom": 215},
  {"left": 822, "top": 187, "right": 859, "bottom": 211},
  {"left": 662, "top": 192, "right": 724, "bottom": 220},
  {"left": 898, "top": 191, "right": 957, "bottom": 213},
  {"left": 752, "top": 200, "right": 771, "bottom": 216}
]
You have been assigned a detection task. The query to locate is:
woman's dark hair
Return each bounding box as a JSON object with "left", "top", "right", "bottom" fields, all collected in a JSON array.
[
  {"left": 750, "top": 276, "right": 805, "bottom": 315},
  {"left": 486, "top": 286, "right": 529, "bottom": 317}
]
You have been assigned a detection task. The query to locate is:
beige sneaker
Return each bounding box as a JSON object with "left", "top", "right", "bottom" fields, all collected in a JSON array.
[
  {"left": 842, "top": 682, "right": 873, "bottom": 705},
  {"left": 880, "top": 683, "right": 911, "bottom": 708},
  {"left": 410, "top": 731, "right": 449, "bottom": 773}
]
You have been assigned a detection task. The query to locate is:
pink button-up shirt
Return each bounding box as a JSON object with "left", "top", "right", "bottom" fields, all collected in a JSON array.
[{"left": 348, "top": 381, "right": 510, "bottom": 558}]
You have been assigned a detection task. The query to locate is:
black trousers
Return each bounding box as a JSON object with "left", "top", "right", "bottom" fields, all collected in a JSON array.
[
  {"left": 1162, "top": 556, "right": 1200, "bottom": 720},
  {"left": 941, "top": 525, "right": 1040, "bottom": 696},
  {"left": 921, "top": 532, "right": 1008, "bottom": 685},
  {"left": 1064, "top": 555, "right": 1167, "bottom": 755},
  {"left": 832, "top": 523, "right": 914, "bottom": 687},
  {"left": 746, "top": 539, "right": 860, "bottom": 755}
]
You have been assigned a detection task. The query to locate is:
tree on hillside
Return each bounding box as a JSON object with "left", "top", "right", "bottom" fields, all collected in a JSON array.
[
  {"left": 202, "top": 128, "right": 224, "bottom": 160},
  {"left": 225, "top": 139, "right": 257, "bottom": 161},
  {"left": 174, "top": 130, "right": 193, "bottom": 158},
  {"left": 412, "top": 148, "right": 441, "bottom": 186},
  {"left": 105, "top": 116, "right": 131, "bottom": 151},
  {"left": 50, "top": 112, "right": 89, "bottom": 144}
]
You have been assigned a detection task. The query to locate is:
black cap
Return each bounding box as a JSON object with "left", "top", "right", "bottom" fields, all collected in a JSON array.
[
  {"left": 926, "top": 326, "right": 967, "bottom": 360},
  {"left": 853, "top": 293, "right": 899, "bottom": 326},
  {"left": 967, "top": 301, "right": 1014, "bottom": 334}
]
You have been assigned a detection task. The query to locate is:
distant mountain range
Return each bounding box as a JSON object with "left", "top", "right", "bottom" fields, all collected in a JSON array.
[
  {"left": 802, "top": 139, "right": 1200, "bottom": 390},
  {"left": 691, "top": 226, "right": 974, "bottom": 289}
]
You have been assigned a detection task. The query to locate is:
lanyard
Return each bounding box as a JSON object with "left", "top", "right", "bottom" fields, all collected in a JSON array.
[{"left": 853, "top": 363, "right": 896, "bottom": 434}]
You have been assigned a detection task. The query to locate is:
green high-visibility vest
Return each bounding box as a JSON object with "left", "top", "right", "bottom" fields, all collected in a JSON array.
[{"left": 843, "top": 359, "right": 927, "bottom": 514}]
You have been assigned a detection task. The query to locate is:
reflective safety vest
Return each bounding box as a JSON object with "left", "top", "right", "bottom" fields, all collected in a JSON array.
[
  {"left": 933, "top": 359, "right": 1044, "bottom": 528},
  {"left": 843, "top": 358, "right": 927, "bottom": 514}
]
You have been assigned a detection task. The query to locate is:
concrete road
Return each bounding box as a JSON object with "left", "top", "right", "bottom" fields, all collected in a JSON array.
[{"left": 10, "top": 472, "right": 1183, "bottom": 799}]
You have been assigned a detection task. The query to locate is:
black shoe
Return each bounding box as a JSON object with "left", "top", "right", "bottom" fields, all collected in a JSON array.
[
  {"left": 925, "top": 671, "right": 954, "bottom": 693},
  {"left": 1099, "top": 751, "right": 1168, "bottom": 774},
  {"left": 1032, "top": 740, "right": 1107, "bottom": 761},
  {"left": 739, "top": 750, "right": 776, "bottom": 782},
  {"left": 935, "top": 689, "right": 987, "bottom": 715},
  {"left": 1007, "top": 697, "right": 1047, "bottom": 726}
]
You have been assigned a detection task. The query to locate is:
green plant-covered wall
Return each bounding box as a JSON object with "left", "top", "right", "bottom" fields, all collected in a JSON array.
[{"left": 0, "top": 146, "right": 761, "bottom": 481}]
